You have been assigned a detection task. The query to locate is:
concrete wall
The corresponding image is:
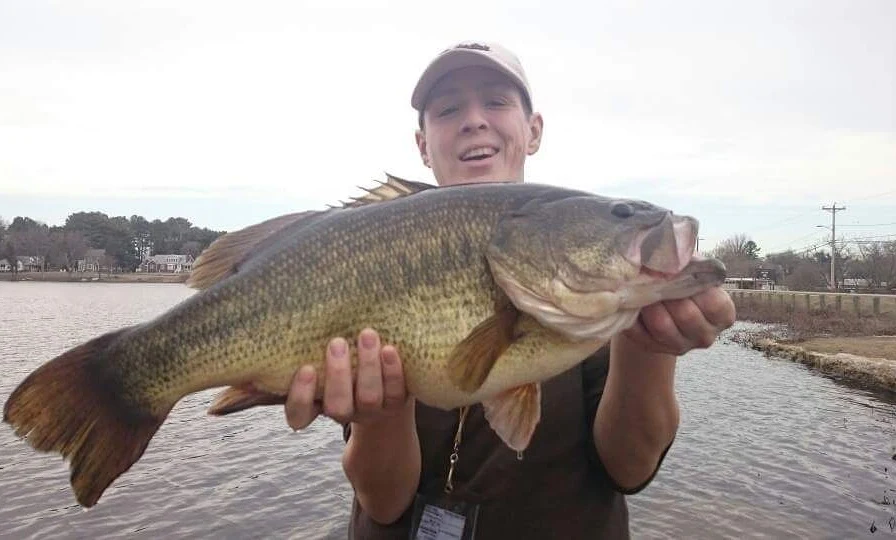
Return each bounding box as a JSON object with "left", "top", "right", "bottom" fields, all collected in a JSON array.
[{"left": 729, "top": 289, "right": 896, "bottom": 317}]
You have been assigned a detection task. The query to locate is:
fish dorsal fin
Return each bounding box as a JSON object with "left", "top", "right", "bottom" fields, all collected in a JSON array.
[
  {"left": 188, "top": 174, "right": 434, "bottom": 290},
  {"left": 447, "top": 292, "right": 520, "bottom": 393},
  {"left": 187, "top": 210, "right": 326, "bottom": 289},
  {"left": 337, "top": 173, "right": 436, "bottom": 208}
]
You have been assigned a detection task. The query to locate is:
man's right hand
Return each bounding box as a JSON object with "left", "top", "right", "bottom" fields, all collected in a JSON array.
[
  {"left": 284, "top": 327, "right": 421, "bottom": 525},
  {"left": 284, "top": 327, "right": 412, "bottom": 429}
]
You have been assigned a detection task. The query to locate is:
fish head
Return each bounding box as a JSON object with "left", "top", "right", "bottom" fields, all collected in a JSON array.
[{"left": 487, "top": 193, "right": 727, "bottom": 340}]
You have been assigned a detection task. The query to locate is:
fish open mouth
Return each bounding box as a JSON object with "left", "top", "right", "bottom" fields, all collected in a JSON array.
[
  {"left": 619, "top": 256, "right": 727, "bottom": 309},
  {"left": 640, "top": 267, "right": 671, "bottom": 279}
]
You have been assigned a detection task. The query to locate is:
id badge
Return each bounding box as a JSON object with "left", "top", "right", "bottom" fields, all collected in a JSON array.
[{"left": 409, "top": 492, "right": 480, "bottom": 540}]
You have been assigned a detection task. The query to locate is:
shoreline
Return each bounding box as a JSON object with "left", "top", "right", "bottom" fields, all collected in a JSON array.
[
  {"left": 0, "top": 271, "right": 189, "bottom": 284},
  {"left": 732, "top": 329, "right": 896, "bottom": 393}
]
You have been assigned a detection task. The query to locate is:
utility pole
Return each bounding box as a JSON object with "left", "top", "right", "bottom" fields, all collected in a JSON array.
[{"left": 822, "top": 202, "right": 845, "bottom": 290}]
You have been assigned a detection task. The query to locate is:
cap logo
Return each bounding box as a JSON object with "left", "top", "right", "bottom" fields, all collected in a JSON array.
[{"left": 453, "top": 42, "right": 490, "bottom": 52}]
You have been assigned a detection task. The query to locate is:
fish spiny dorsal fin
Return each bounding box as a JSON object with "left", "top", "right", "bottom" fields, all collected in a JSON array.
[
  {"left": 339, "top": 173, "right": 436, "bottom": 208},
  {"left": 188, "top": 175, "right": 434, "bottom": 289},
  {"left": 187, "top": 210, "right": 326, "bottom": 289}
]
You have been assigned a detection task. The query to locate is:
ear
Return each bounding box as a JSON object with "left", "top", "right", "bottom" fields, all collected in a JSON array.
[
  {"left": 526, "top": 112, "right": 544, "bottom": 155},
  {"left": 415, "top": 129, "right": 432, "bottom": 168}
]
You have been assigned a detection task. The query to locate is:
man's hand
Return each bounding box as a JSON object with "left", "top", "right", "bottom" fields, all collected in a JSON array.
[
  {"left": 284, "top": 327, "right": 411, "bottom": 430},
  {"left": 595, "top": 286, "right": 736, "bottom": 491},
  {"left": 622, "top": 286, "right": 736, "bottom": 356},
  {"left": 284, "top": 327, "right": 420, "bottom": 525}
]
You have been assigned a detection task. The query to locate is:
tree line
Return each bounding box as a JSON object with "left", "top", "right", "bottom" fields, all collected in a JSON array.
[
  {"left": 0, "top": 212, "right": 225, "bottom": 273},
  {"left": 709, "top": 233, "right": 896, "bottom": 292}
]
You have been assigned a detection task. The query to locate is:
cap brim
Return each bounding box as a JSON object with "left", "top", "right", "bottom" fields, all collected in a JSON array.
[{"left": 411, "top": 49, "right": 529, "bottom": 111}]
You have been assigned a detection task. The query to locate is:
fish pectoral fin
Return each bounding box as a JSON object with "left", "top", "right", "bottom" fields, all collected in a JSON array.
[
  {"left": 207, "top": 385, "right": 286, "bottom": 416},
  {"left": 447, "top": 294, "right": 520, "bottom": 393},
  {"left": 482, "top": 383, "right": 542, "bottom": 452}
]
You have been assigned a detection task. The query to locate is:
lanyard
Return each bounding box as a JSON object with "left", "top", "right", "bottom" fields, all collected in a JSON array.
[{"left": 444, "top": 406, "right": 469, "bottom": 494}]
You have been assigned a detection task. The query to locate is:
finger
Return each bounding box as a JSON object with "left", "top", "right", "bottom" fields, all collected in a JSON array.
[
  {"left": 285, "top": 365, "right": 321, "bottom": 430},
  {"left": 639, "top": 301, "right": 687, "bottom": 353},
  {"left": 664, "top": 298, "right": 715, "bottom": 349},
  {"left": 693, "top": 288, "right": 737, "bottom": 330},
  {"left": 355, "top": 328, "right": 384, "bottom": 414},
  {"left": 323, "top": 337, "right": 354, "bottom": 423},
  {"left": 380, "top": 345, "right": 408, "bottom": 409}
]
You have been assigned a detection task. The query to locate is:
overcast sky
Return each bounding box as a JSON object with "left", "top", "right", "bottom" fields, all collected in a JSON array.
[{"left": 1, "top": 0, "right": 894, "bottom": 256}]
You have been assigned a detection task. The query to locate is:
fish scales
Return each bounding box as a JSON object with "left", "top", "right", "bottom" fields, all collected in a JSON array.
[{"left": 106, "top": 185, "right": 539, "bottom": 413}]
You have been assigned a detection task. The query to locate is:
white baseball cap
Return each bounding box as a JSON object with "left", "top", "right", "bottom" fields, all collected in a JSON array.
[{"left": 411, "top": 41, "right": 533, "bottom": 112}]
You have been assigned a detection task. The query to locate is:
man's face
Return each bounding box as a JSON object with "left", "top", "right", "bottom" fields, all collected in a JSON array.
[{"left": 415, "top": 66, "right": 544, "bottom": 187}]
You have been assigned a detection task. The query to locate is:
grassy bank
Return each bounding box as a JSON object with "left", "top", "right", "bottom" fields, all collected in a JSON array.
[
  {"left": 730, "top": 293, "right": 896, "bottom": 391},
  {"left": 0, "top": 271, "right": 189, "bottom": 284}
]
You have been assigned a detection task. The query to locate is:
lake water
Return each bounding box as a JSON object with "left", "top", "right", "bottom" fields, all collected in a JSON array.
[{"left": 1, "top": 282, "right": 894, "bottom": 539}]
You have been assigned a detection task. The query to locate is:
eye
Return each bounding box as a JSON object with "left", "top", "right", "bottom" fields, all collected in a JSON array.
[
  {"left": 611, "top": 202, "right": 635, "bottom": 218},
  {"left": 486, "top": 96, "right": 510, "bottom": 108},
  {"left": 438, "top": 106, "right": 458, "bottom": 117}
]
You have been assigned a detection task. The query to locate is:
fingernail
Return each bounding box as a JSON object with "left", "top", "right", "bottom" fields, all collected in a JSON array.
[
  {"left": 360, "top": 330, "right": 377, "bottom": 350},
  {"left": 382, "top": 348, "right": 397, "bottom": 365},
  {"left": 299, "top": 365, "right": 315, "bottom": 383},
  {"left": 330, "top": 339, "right": 347, "bottom": 357}
]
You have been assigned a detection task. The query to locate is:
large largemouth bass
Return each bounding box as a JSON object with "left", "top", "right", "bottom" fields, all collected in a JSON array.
[{"left": 3, "top": 176, "right": 726, "bottom": 508}]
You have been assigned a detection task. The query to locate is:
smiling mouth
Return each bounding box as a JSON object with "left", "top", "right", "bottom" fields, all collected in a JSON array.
[{"left": 460, "top": 147, "right": 498, "bottom": 161}]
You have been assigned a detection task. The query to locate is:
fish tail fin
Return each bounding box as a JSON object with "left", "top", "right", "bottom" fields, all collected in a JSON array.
[{"left": 3, "top": 327, "right": 171, "bottom": 508}]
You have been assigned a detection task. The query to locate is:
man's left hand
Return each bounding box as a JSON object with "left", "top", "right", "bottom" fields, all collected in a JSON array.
[{"left": 621, "top": 287, "right": 736, "bottom": 357}]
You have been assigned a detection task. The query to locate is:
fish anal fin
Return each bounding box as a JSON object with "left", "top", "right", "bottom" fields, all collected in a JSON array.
[
  {"left": 482, "top": 383, "right": 542, "bottom": 452},
  {"left": 207, "top": 385, "right": 286, "bottom": 416},
  {"left": 447, "top": 293, "right": 519, "bottom": 393},
  {"left": 339, "top": 173, "right": 436, "bottom": 208},
  {"left": 2, "top": 326, "right": 172, "bottom": 508},
  {"left": 187, "top": 210, "right": 324, "bottom": 290}
]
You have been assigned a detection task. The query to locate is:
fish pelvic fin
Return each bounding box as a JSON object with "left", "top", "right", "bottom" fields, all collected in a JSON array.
[
  {"left": 482, "top": 383, "right": 542, "bottom": 452},
  {"left": 187, "top": 210, "right": 326, "bottom": 290},
  {"left": 2, "top": 327, "right": 171, "bottom": 508},
  {"left": 207, "top": 385, "right": 286, "bottom": 416},
  {"left": 447, "top": 293, "right": 520, "bottom": 393}
]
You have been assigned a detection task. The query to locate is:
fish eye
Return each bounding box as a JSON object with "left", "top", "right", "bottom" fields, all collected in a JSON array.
[{"left": 611, "top": 202, "right": 635, "bottom": 218}]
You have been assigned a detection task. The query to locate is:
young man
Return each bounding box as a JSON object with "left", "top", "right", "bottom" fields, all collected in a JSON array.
[{"left": 284, "top": 41, "right": 735, "bottom": 538}]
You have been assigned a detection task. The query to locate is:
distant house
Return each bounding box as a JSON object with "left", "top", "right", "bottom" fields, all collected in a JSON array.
[
  {"left": 0, "top": 256, "right": 43, "bottom": 272},
  {"left": 17, "top": 256, "right": 44, "bottom": 272},
  {"left": 139, "top": 254, "right": 194, "bottom": 273},
  {"left": 77, "top": 249, "right": 107, "bottom": 273}
]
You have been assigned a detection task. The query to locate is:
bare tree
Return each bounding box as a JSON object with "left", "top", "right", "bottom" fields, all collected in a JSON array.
[
  {"left": 852, "top": 241, "right": 896, "bottom": 290},
  {"left": 2, "top": 233, "right": 19, "bottom": 279},
  {"left": 180, "top": 241, "right": 202, "bottom": 259},
  {"left": 49, "top": 230, "right": 89, "bottom": 271},
  {"left": 710, "top": 234, "right": 764, "bottom": 277},
  {"left": 784, "top": 260, "right": 828, "bottom": 291}
]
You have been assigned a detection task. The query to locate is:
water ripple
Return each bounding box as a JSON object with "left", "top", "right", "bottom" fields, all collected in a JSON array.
[{"left": 1, "top": 282, "right": 895, "bottom": 538}]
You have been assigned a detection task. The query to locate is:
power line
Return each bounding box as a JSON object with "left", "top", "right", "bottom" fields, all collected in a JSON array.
[
  {"left": 841, "top": 188, "right": 896, "bottom": 205},
  {"left": 764, "top": 230, "right": 828, "bottom": 253},
  {"left": 838, "top": 222, "right": 896, "bottom": 227}
]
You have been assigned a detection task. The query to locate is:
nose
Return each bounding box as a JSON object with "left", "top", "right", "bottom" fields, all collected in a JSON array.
[{"left": 459, "top": 103, "right": 489, "bottom": 133}]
